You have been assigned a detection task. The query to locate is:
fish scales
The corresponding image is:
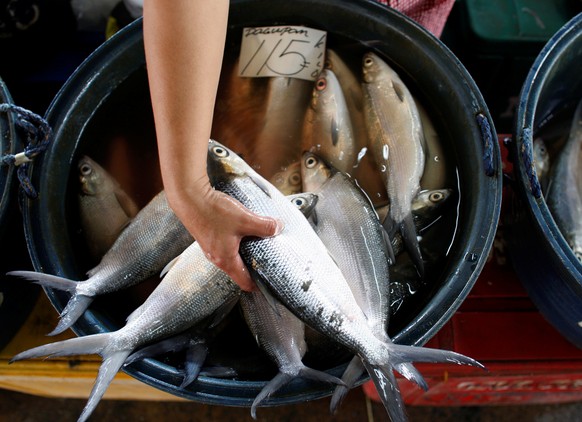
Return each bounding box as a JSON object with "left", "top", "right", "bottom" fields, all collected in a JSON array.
[{"left": 208, "top": 140, "right": 484, "bottom": 422}]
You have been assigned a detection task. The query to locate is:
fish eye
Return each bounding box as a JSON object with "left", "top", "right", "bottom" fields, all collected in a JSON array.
[
  {"left": 80, "top": 163, "right": 92, "bottom": 175},
  {"left": 292, "top": 197, "right": 306, "bottom": 207},
  {"left": 315, "top": 77, "right": 327, "bottom": 91},
  {"left": 212, "top": 146, "right": 229, "bottom": 158},
  {"left": 363, "top": 56, "right": 374, "bottom": 67},
  {"left": 289, "top": 172, "right": 301, "bottom": 185},
  {"left": 305, "top": 156, "right": 319, "bottom": 168},
  {"left": 429, "top": 192, "right": 443, "bottom": 202}
]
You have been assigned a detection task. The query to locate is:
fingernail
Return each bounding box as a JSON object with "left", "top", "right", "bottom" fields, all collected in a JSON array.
[{"left": 273, "top": 219, "right": 285, "bottom": 236}]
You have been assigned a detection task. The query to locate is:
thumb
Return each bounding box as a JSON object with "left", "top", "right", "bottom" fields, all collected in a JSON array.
[{"left": 244, "top": 214, "right": 284, "bottom": 238}]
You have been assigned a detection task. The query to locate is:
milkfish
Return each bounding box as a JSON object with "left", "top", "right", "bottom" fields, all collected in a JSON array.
[
  {"left": 300, "top": 152, "right": 424, "bottom": 412},
  {"left": 362, "top": 51, "right": 426, "bottom": 276},
  {"left": 10, "top": 240, "right": 241, "bottom": 422},
  {"left": 269, "top": 161, "right": 303, "bottom": 195},
  {"left": 302, "top": 68, "right": 358, "bottom": 174},
  {"left": 533, "top": 137, "right": 550, "bottom": 192},
  {"left": 240, "top": 290, "right": 343, "bottom": 419},
  {"left": 377, "top": 188, "right": 453, "bottom": 257},
  {"left": 546, "top": 98, "right": 582, "bottom": 261},
  {"left": 247, "top": 76, "right": 312, "bottom": 180},
  {"left": 8, "top": 190, "right": 194, "bottom": 335},
  {"left": 78, "top": 155, "right": 140, "bottom": 260},
  {"left": 207, "top": 139, "right": 484, "bottom": 422},
  {"left": 123, "top": 192, "right": 319, "bottom": 390}
]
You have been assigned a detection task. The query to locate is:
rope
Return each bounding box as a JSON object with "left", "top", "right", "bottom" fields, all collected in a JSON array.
[
  {"left": 0, "top": 103, "right": 52, "bottom": 199},
  {"left": 520, "top": 127, "right": 543, "bottom": 199}
]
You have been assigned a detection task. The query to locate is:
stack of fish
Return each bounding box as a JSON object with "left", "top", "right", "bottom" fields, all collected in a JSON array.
[
  {"left": 536, "top": 97, "right": 582, "bottom": 262},
  {"left": 7, "top": 49, "right": 480, "bottom": 422}
]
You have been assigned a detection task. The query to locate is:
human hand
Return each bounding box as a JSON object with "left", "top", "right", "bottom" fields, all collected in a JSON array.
[{"left": 166, "top": 176, "right": 281, "bottom": 291}]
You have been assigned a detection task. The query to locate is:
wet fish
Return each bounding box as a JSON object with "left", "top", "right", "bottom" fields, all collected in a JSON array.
[
  {"left": 207, "top": 139, "right": 484, "bottom": 422},
  {"left": 546, "top": 98, "right": 582, "bottom": 261},
  {"left": 78, "top": 155, "right": 140, "bottom": 260},
  {"left": 10, "top": 240, "right": 241, "bottom": 422},
  {"left": 415, "top": 99, "right": 448, "bottom": 190},
  {"left": 240, "top": 290, "right": 343, "bottom": 418},
  {"left": 533, "top": 137, "right": 550, "bottom": 192},
  {"left": 362, "top": 51, "right": 426, "bottom": 276},
  {"left": 302, "top": 68, "right": 358, "bottom": 174},
  {"left": 301, "top": 152, "right": 424, "bottom": 412},
  {"left": 269, "top": 161, "right": 303, "bottom": 195},
  {"left": 8, "top": 190, "right": 194, "bottom": 335},
  {"left": 247, "top": 76, "right": 312, "bottom": 179},
  {"left": 376, "top": 188, "right": 453, "bottom": 256}
]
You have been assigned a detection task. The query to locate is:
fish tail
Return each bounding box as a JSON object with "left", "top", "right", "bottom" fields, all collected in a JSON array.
[
  {"left": 7, "top": 270, "right": 78, "bottom": 292},
  {"left": 49, "top": 294, "right": 94, "bottom": 336},
  {"left": 330, "top": 355, "right": 365, "bottom": 414},
  {"left": 394, "top": 362, "right": 428, "bottom": 391},
  {"left": 125, "top": 334, "right": 192, "bottom": 365},
  {"left": 251, "top": 372, "right": 293, "bottom": 419},
  {"left": 361, "top": 360, "right": 407, "bottom": 422},
  {"left": 389, "top": 343, "right": 486, "bottom": 370},
  {"left": 10, "top": 333, "right": 110, "bottom": 362},
  {"left": 400, "top": 213, "right": 424, "bottom": 277},
  {"left": 180, "top": 340, "right": 209, "bottom": 388},
  {"left": 77, "top": 350, "right": 132, "bottom": 422}
]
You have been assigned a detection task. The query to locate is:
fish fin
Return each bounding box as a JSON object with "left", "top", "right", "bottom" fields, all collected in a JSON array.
[
  {"left": 7, "top": 270, "right": 78, "bottom": 292},
  {"left": 160, "top": 255, "right": 182, "bottom": 278},
  {"left": 361, "top": 360, "right": 407, "bottom": 422},
  {"left": 298, "top": 367, "right": 345, "bottom": 387},
  {"left": 389, "top": 343, "right": 486, "bottom": 370},
  {"left": 180, "top": 340, "right": 209, "bottom": 388},
  {"left": 394, "top": 362, "right": 428, "bottom": 391},
  {"left": 380, "top": 225, "right": 396, "bottom": 266},
  {"left": 251, "top": 373, "right": 293, "bottom": 419},
  {"left": 330, "top": 355, "right": 365, "bottom": 414},
  {"left": 391, "top": 80, "right": 406, "bottom": 103},
  {"left": 400, "top": 213, "right": 424, "bottom": 278},
  {"left": 10, "top": 332, "right": 110, "bottom": 362},
  {"left": 331, "top": 117, "right": 339, "bottom": 146},
  {"left": 249, "top": 173, "right": 273, "bottom": 198},
  {"left": 49, "top": 294, "right": 93, "bottom": 336},
  {"left": 251, "top": 268, "right": 282, "bottom": 317},
  {"left": 207, "top": 295, "right": 240, "bottom": 329},
  {"left": 125, "top": 334, "right": 192, "bottom": 365},
  {"left": 78, "top": 350, "right": 132, "bottom": 422}
]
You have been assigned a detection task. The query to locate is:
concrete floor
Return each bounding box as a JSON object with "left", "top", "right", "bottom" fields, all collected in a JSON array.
[{"left": 2, "top": 386, "right": 582, "bottom": 421}]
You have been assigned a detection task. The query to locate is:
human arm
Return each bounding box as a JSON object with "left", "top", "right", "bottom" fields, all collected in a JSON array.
[{"left": 143, "top": 0, "right": 280, "bottom": 291}]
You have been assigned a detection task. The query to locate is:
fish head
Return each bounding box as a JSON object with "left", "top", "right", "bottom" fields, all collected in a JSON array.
[
  {"left": 362, "top": 51, "right": 385, "bottom": 84},
  {"left": 287, "top": 192, "right": 319, "bottom": 217},
  {"left": 411, "top": 188, "right": 453, "bottom": 217},
  {"left": 301, "top": 152, "right": 332, "bottom": 192},
  {"left": 78, "top": 155, "right": 103, "bottom": 196},
  {"left": 207, "top": 139, "right": 248, "bottom": 183},
  {"left": 270, "top": 161, "right": 302, "bottom": 195}
]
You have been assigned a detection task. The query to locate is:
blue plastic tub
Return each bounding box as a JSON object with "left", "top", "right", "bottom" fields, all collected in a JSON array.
[
  {"left": 20, "top": 0, "right": 502, "bottom": 407},
  {"left": 508, "top": 12, "right": 582, "bottom": 349}
]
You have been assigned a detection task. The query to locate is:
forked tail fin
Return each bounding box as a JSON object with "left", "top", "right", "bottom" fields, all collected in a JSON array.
[{"left": 361, "top": 360, "right": 407, "bottom": 422}]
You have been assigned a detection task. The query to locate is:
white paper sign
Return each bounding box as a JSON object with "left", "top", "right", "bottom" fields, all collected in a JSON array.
[{"left": 238, "top": 26, "right": 327, "bottom": 81}]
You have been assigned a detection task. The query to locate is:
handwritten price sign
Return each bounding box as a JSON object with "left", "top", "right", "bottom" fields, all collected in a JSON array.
[{"left": 238, "top": 26, "right": 327, "bottom": 81}]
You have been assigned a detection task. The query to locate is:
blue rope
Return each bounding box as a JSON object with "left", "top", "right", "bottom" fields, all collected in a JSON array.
[
  {"left": 0, "top": 103, "right": 52, "bottom": 199},
  {"left": 476, "top": 113, "right": 495, "bottom": 177},
  {"left": 520, "top": 127, "right": 542, "bottom": 199}
]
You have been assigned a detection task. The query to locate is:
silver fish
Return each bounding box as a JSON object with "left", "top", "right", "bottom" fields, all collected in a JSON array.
[
  {"left": 240, "top": 290, "right": 343, "bottom": 418},
  {"left": 415, "top": 99, "right": 448, "bottom": 191},
  {"left": 78, "top": 155, "right": 140, "bottom": 260},
  {"left": 546, "top": 98, "right": 582, "bottom": 261},
  {"left": 207, "top": 139, "right": 484, "bottom": 422},
  {"left": 8, "top": 190, "right": 194, "bottom": 335},
  {"left": 269, "top": 161, "right": 303, "bottom": 195},
  {"left": 362, "top": 51, "right": 426, "bottom": 276},
  {"left": 247, "top": 76, "right": 312, "bottom": 179},
  {"left": 533, "top": 137, "right": 550, "bottom": 192},
  {"left": 301, "top": 152, "right": 424, "bottom": 412},
  {"left": 302, "top": 68, "right": 358, "bottom": 174},
  {"left": 10, "top": 240, "right": 241, "bottom": 422}
]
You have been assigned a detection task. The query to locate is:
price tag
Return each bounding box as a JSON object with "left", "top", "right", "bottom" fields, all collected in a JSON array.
[{"left": 238, "top": 26, "right": 327, "bottom": 81}]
